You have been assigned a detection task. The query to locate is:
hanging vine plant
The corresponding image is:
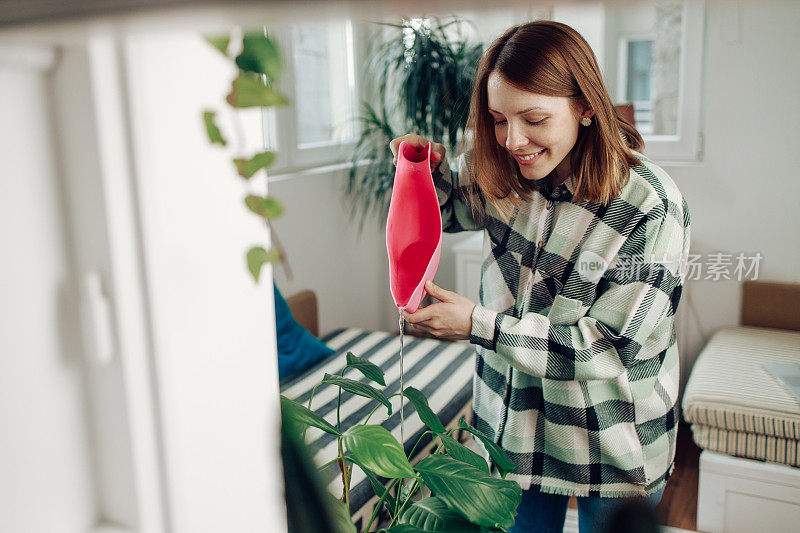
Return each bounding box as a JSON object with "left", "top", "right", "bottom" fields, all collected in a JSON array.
[
  {"left": 346, "top": 17, "right": 483, "bottom": 229},
  {"left": 202, "top": 31, "right": 292, "bottom": 282}
]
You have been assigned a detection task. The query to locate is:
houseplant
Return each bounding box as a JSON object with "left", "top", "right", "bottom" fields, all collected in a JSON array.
[
  {"left": 202, "top": 31, "right": 291, "bottom": 282},
  {"left": 346, "top": 17, "right": 483, "bottom": 229},
  {"left": 280, "top": 351, "right": 522, "bottom": 532}
]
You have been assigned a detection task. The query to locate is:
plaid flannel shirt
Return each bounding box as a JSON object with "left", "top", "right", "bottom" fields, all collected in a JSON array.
[{"left": 433, "top": 150, "right": 691, "bottom": 497}]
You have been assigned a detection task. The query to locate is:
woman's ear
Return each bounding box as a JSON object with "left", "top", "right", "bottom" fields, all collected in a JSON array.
[{"left": 573, "top": 98, "right": 595, "bottom": 120}]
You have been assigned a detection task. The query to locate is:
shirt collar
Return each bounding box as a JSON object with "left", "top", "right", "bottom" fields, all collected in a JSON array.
[{"left": 532, "top": 173, "right": 574, "bottom": 202}]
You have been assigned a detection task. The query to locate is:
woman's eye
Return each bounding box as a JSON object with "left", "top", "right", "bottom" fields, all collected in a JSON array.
[
  {"left": 493, "top": 119, "right": 506, "bottom": 126},
  {"left": 526, "top": 118, "right": 545, "bottom": 126}
]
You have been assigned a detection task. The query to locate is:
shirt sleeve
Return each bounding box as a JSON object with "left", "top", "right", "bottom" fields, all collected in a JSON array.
[
  {"left": 432, "top": 151, "right": 487, "bottom": 233},
  {"left": 469, "top": 201, "right": 691, "bottom": 381}
]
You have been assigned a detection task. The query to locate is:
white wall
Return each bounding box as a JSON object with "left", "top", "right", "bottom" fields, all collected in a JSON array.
[
  {"left": 663, "top": 0, "right": 800, "bottom": 390},
  {"left": 0, "top": 49, "right": 97, "bottom": 533}
]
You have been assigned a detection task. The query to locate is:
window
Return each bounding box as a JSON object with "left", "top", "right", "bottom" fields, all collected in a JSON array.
[
  {"left": 556, "top": 0, "right": 706, "bottom": 163},
  {"left": 262, "top": 19, "right": 360, "bottom": 173},
  {"left": 620, "top": 37, "right": 655, "bottom": 134}
]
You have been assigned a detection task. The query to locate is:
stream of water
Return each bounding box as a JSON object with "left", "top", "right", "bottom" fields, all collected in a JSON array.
[{"left": 398, "top": 307, "right": 405, "bottom": 446}]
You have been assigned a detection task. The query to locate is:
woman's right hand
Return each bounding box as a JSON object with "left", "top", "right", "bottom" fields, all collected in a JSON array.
[{"left": 389, "top": 134, "right": 447, "bottom": 173}]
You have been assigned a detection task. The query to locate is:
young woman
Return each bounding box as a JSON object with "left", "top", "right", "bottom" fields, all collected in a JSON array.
[{"left": 389, "top": 20, "right": 691, "bottom": 533}]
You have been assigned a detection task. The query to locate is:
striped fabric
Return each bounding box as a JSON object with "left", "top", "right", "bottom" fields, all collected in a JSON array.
[
  {"left": 433, "top": 149, "right": 690, "bottom": 497},
  {"left": 280, "top": 328, "right": 474, "bottom": 509},
  {"left": 682, "top": 326, "right": 800, "bottom": 466},
  {"left": 691, "top": 424, "right": 800, "bottom": 467}
]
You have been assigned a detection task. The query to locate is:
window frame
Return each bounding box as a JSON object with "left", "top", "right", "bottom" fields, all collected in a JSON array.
[
  {"left": 637, "top": 0, "right": 706, "bottom": 163},
  {"left": 262, "top": 19, "right": 364, "bottom": 175}
]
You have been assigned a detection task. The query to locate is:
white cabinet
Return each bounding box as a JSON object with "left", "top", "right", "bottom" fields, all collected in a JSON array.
[{"left": 452, "top": 232, "right": 485, "bottom": 305}]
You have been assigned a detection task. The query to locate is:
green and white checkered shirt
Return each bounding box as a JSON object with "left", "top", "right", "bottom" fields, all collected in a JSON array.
[{"left": 433, "top": 150, "right": 691, "bottom": 497}]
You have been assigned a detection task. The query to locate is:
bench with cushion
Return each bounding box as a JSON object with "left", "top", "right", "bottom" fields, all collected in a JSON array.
[{"left": 681, "top": 281, "right": 800, "bottom": 533}]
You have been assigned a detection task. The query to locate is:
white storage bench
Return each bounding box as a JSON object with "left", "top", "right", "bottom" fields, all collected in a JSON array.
[{"left": 682, "top": 326, "right": 800, "bottom": 533}]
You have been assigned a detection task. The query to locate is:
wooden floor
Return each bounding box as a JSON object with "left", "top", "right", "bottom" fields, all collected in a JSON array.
[{"left": 568, "top": 423, "right": 701, "bottom": 531}]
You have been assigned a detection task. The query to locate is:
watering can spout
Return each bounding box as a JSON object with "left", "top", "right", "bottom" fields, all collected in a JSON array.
[{"left": 386, "top": 141, "right": 443, "bottom": 313}]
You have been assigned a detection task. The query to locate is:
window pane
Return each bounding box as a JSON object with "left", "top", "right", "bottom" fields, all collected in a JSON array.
[
  {"left": 626, "top": 40, "right": 652, "bottom": 102},
  {"left": 291, "top": 21, "right": 357, "bottom": 148}
]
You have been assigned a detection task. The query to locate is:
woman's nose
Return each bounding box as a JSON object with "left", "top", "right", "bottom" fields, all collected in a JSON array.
[{"left": 505, "top": 122, "right": 528, "bottom": 151}]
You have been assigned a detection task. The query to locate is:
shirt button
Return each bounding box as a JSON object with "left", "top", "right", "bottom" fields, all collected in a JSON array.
[{"left": 538, "top": 240, "right": 544, "bottom": 249}]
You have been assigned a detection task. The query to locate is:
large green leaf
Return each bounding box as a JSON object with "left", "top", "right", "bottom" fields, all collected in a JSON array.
[
  {"left": 327, "top": 495, "right": 357, "bottom": 533},
  {"left": 458, "top": 418, "right": 516, "bottom": 478},
  {"left": 345, "top": 352, "right": 386, "bottom": 386},
  {"left": 438, "top": 434, "right": 489, "bottom": 473},
  {"left": 280, "top": 395, "right": 340, "bottom": 436},
  {"left": 342, "top": 425, "right": 415, "bottom": 479},
  {"left": 399, "top": 496, "right": 481, "bottom": 532},
  {"left": 322, "top": 374, "right": 392, "bottom": 415},
  {"left": 234, "top": 152, "right": 276, "bottom": 179},
  {"left": 246, "top": 246, "right": 280, "bottom": 282},
  {"left": 413, "top": 455, "right": 521, "bottom": 529},
  {"left": 235, "top": 32, "right": 282, "bottom": 82},
  {"left": 202, "top": 110, "right": 226, "bottom": 146},
  {"left": 402, "top": 387, "right": 445, "bottom": 434},
  {"left": 226, "top": 73, "right": 289, "bottom": 108}
]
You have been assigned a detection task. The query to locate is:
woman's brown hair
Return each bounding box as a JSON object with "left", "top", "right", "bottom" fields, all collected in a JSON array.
[{"left": 464, "top": 20, "right": 643, "bottom": 218}]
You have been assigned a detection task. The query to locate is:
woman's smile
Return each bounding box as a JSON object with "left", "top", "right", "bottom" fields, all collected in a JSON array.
[{"left": 514, "top": 149, "right": 546, "bottom": 165}]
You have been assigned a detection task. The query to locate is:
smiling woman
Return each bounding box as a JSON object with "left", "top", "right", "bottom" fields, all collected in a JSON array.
[{"left": 390, "top": 18, "right": 691, "bottom": 533}]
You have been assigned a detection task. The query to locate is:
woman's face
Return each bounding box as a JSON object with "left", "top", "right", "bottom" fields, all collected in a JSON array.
[{"left": 487, "top": 71, "right": 587, "bottom": 183}]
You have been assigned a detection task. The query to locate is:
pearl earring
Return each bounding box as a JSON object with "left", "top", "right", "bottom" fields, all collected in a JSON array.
[{"left": 581, "top": 117, "right": 592, "bottom": 126}]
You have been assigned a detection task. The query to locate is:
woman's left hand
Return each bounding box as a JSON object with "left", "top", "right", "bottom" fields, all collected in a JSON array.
[{"left": 403, "top": 281, "right": 476, "bottom": 341}]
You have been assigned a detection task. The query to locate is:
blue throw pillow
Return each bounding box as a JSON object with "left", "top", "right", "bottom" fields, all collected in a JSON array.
[{"left": 274, "top": 283, "right": 334, "bottom": 382}]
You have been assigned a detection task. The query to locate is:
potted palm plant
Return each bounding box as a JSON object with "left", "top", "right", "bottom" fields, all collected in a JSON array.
[{"left": 346, "top": 17, "right": 483, "bottom": 229}]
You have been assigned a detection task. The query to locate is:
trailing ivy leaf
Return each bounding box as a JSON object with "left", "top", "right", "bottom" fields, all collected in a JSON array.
[
  {"left": 342, "top": 425, "right": 415, "bottom": 479},
  {"left": 247, "top": 246, "right": 280, "bottom": 282},
  {"left": 205, "top": 34, "right": 230, "bottom": 56},
  {"left": 438, "top": 434, "right": 489, "bottom": 473},
  {"left": 403, "top": 387, "right": 445, "bottom": 434},
  {"left": 234, "top": 152, "right": 277, "bottom": 179},
  {"left": 202, "top": 110, "right": 226, "bottom": 146},
  {"left": 399, "top": 496, "right": 481, "bottom": 532},
  {"left": 236, "top": 32, "right": 282, "bottom": 82},
  {"left": 414, "top": 455, "right": 521, "bottom": 529},
  {"left": 327, "top": 494, "right": 357, "bottom": 533},
  {"left": 226, "top": 73, "right": 290, "bottom": 108},
  {"left": 322, "top": 373, "right": 392, "bottom": 415},
  {"left": 458, "top": 418, "right": 516, "bottom": 478},
  {"left": 280, "top": 395, "right": 340, "bottom": 436},
  {"left": 245, "top": 194, "right": 284, "bottom": 219},
  {"left": 345, "top": 352, "right": 386, "bottom": 386}
]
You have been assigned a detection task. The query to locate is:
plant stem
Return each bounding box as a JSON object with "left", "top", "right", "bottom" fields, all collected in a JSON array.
[
  {"left": 303, "top": 382, "right": 323, "bottom": 440},
  {"left": 363, "top": 478, "right": 400, "bottom": 533},
  {"left": 389, "top": 477, "right": 420, "bottom": 528},
  {"left": 363, "top": 392, "right": 401, "bottom": 425},
  {"left": 336, "top": 367, "right": 345, "bottom": 431},
  {"left": 406, "top": 430, "right": 433, "bottom": 460}
]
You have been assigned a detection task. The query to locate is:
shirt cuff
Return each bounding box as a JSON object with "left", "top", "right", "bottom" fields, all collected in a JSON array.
[{"left": 469, "top": 304, "right": 500, "bottom": 351}]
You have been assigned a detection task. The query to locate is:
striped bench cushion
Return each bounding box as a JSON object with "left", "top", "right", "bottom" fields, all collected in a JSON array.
[
  {"left": 682, "top": 326, "right": 800, "bottom": 465},
  {"left": 691, "top": 424, "right": 800, "bottom": 467},
  {"left": 280, "top": 328, "right": 475, "bottom": 513}
]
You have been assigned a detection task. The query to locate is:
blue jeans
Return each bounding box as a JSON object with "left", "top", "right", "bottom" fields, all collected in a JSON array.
[{"left": 508, "top": 485, "right": 665, "bottom": 533}]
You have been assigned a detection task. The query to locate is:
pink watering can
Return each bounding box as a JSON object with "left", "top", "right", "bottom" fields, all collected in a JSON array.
[{"left": 386, "top": 141, "right": 443, "bottom": 313}]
